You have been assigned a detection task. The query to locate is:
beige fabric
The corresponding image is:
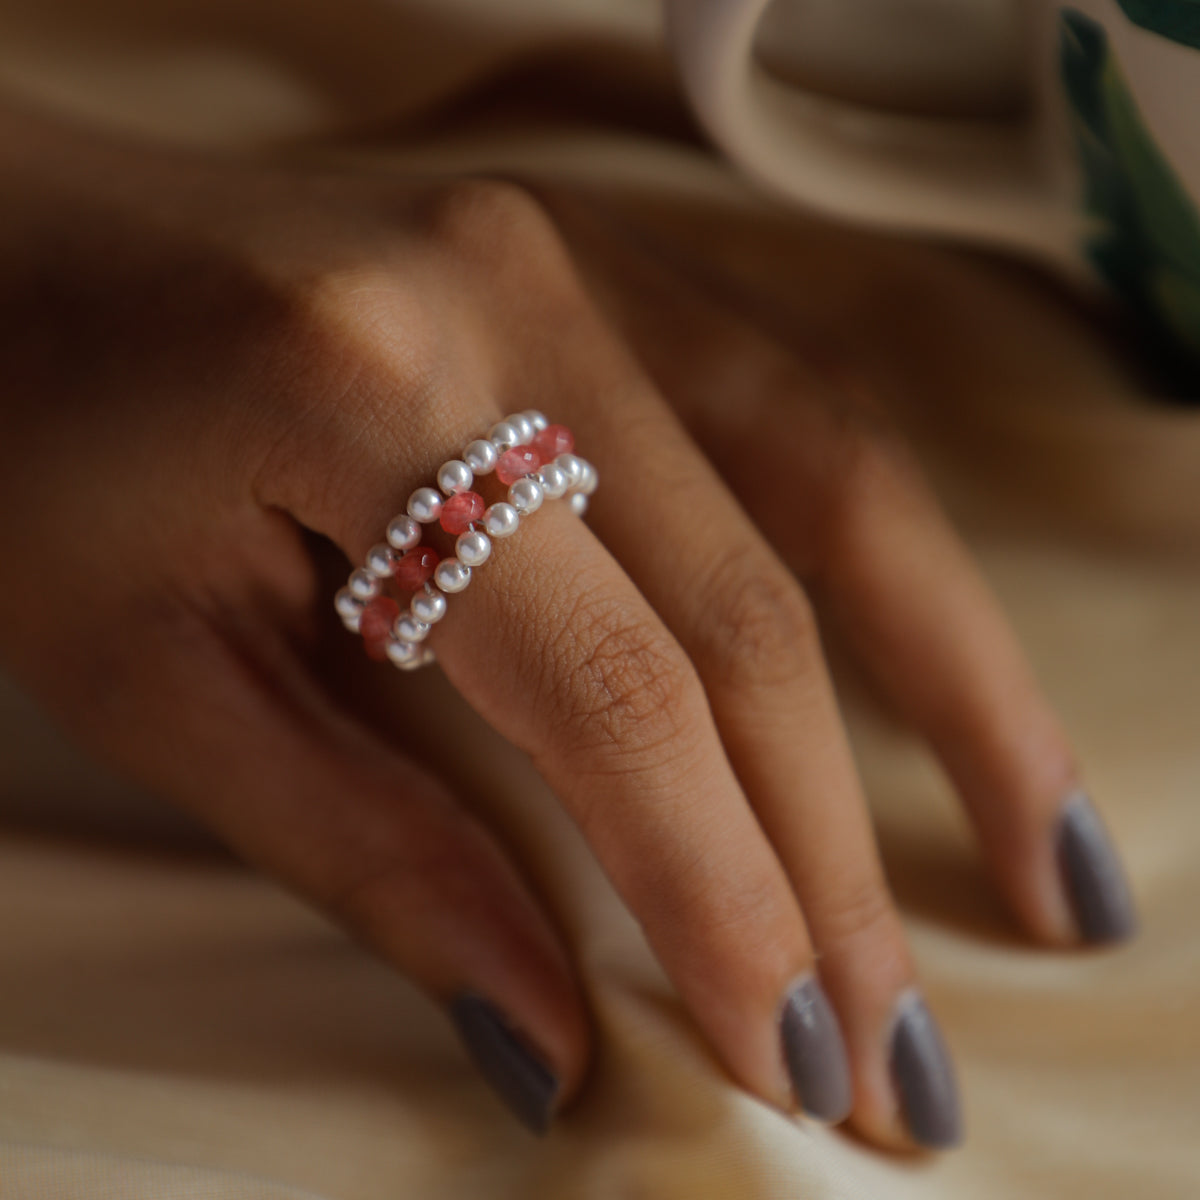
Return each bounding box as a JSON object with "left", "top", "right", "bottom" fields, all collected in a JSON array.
[{"left": 1, "top": 2, "right": 1198, "bottom": 1197}]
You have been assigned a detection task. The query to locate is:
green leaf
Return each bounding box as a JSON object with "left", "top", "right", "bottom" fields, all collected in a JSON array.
[
  {"left": 1099, "top": 51, "right": 1200, "bottom": 277},
  {"left": 1113, "top": 0, "right": 1200, "bottom": 51},
  {"left": 1058, "top": 8, "right": 1200, "bottom": 378},
  {"left": 1060, "top": 8, "right": 1110, "bottom": 137},
  {"left": 1149, "top": 264, "right": 1200, "bottom": 356}
]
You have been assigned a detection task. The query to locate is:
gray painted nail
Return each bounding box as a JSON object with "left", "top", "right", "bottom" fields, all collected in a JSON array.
[
  {"left": 780, "top": 975, "right": 853, "bottom": 1122},
  {"left": 449, "top": 992, "right": 559, "bottom": 1135},
  {"left": 890, "top": 992, "right": 963, "bottom": 1149},
  {"left": 1056, "top": 790, "right": 1138, "bottom": 944}
]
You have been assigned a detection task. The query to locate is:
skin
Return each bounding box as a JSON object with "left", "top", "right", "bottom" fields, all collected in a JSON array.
[{"left": 0, "top": 100, "right": 1140, "bottom": 1150}]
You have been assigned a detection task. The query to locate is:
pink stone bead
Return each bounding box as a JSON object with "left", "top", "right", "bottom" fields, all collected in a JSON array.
[
  {"left": 361, "top": 596, "right": 400, "bottom": 661},
  {"left": 392, "top": 546, "right": 440, "bottom": 590},
  {"left": 533, "top": 424, "right": 574, "bottom": 459},
  {"left": 439, "top": 490, "right": 486, "bottom": 535},
  {"left": 496, "top": 446, "right": 543, "bottom": 486}
]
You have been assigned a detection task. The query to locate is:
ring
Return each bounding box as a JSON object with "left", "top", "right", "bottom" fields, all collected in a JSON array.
[{"left": 333, "top": 410, "right": 598, "bottom": 670}]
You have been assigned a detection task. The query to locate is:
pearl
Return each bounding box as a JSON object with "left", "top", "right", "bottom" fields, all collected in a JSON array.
[
  {"left": 578, "top": 460, "right": 598, "bottom": 496},
  {"left": 385, "top": 637, "right": 420, "bottom": 668},
  {"left": 556, "top": 453, "right": 585, "bottom": 489},
  {"left": 366, "top": 543, "right": 398, "bottom": 577},
  {"left": 508, "top": 476, "right": 544, "bottom": 514},
  {"left": 437, "top": 459, "right": 474, "bottom": 495},
  {"left": 457, "top": 530, "right": 492, "bottom": 567},
  {"left": 334, "top": 587, "right": 364, "bottom": 621},
  {"left": 463, "top": 439, "right": 499, "bottom": 475},
  {"left": 523, "top": 409, "right": 549, "bottom": 432},
  {"left": 488, "top": 420, "right": 521, "bottom": 451},
  {"left": 341, "top": 608, "right": 362, "bottom": 634},
  {"left": 483, "top": 502, "right": 520, "bottom": 539},
  {"left": 536, "top": 462, "right": 569, "bottom": 499},
  {"left": 569, "top": 493, "right": 589, "bottom": 516},
  {"left": 386, "top": 514, "right": 422, "bottom": 551},
  {"left": 407, "top": 486, "right": 444, "bottom": 524},
  {"left": 434, "top": 557, "right": 472, "bottom": 594},
  {"left": 399, "top": 646, "right": 435, "bottom": 671},
  {"left": 348, "top": 568, "right": 382, "bottom": 600},
  {"left": 394, "top": 615, "right": 431, "bottom": 643},
  {"left": 507, "top": 413, "right": 536, "bottom": 445},
  {"left": 411, "top": 588, "right": 447, "bottom": 625}
]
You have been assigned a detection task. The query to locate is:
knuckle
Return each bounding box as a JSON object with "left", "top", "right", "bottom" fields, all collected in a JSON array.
[
  {"left": 698, "top": 542, "right": 820, "bottom": 691},
  {"left": 824, "top": 419, "right": 921, "bottom": 524},
  {"left": 325, "top": 839, "right": 479, "bottom": 939},
  {"left": 249, "top": 283, "right": 445, "bottom": 519},
  {"left": 417, "top": 176, "right": 563, "bottom": 266},
  {"left": 546, "top": 594, "right": 701, "bottom": 768},
  {"left": 815, "top": 876, "right": 901, "bottom": 954}
]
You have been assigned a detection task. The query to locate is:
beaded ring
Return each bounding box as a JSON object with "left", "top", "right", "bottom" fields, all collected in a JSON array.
[{"left": 333, "top": 410, "right": 597, "bottom": 670}]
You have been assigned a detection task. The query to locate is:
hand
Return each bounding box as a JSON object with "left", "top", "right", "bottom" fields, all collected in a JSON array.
[{"left": 0, "top": 105, "right": 1135, "bottom": 1147}]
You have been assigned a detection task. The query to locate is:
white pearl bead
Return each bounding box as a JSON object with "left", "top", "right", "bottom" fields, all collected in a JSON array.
[
  {"left": 569, "top": 492, "right": 589, "bottom": 516},
  {"left": 341, "top": 608, "right": 363, "bottom": 634},
  {"left": 508, "top": 476, "right": 544, "bottom": 514},
  {"left": 399, "top": 646, "right": 435, "bottom": 671},
  {"left": 394, "top": 615, "right": 431, "bottom": 644},
  {"left": 456, "top": 530, "right": 492, "bottom": 567},
  {"left": 366, "top": 543, "right": 398, "bottom": 577},
  {"left": 437, "top": 459, "right": 474, "bottom": 495},
  {"left": 578, "top": 460, "right": 598, "bottom": 496},
  {"left": 348, "top": 568, "right": 381, "bottom": 600},
  {"left": 488, "top": 420, "right": 521, "bottom": 451},
  {"left": 507, "top": 413, "right": 536, "bottom": 445},
  {"left": 386, "top": 514, "right": 422, "bottom": 551},
  {"left": 523, "top": 409, "right": 549, "bottom": 432},
  {"left": 434, "top": 558, "right": 472, "bottom": 594},
  {"left": 334, "top": 587, "right": 364, "bottom": 620},
  {"left": 463, "top": 439, "right": 499, "bottom": 475},
  {"left": 483, "top": 502, "right": 520, "bottom": 539},
  {"left": 407, "top": 486, "right": 444, "bottom": 524},
  {"left": 537, "top": 462, "right": 569, "bottom": 499},
  {"left": 385, "top": 637, "right": 420, "bottom": 668},
  {"left": 411, "top": 588, "right": 447, "bottom": 625},
  {"left": 556, "top": 453, "right": 585, "bottom": 489}
]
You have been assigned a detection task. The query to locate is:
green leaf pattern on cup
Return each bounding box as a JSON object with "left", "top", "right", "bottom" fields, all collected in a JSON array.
[
  {"left": 1060, "top": 7, "right": 1200, "bottom": 379},
  {"left": 1113, "top": 0, "right": 1200, "bottom": 51}
]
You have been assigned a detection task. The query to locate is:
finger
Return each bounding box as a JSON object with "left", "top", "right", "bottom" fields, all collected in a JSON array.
[
  {"left": 83, "top": 592, "right": 587, "bottom": 1136},
  {"left": 569, "top": 202, "right": 1136, "bottom": 950},
  {"left": 806, "top": 419, "right": 1137, "bottom": 946},
  {"left": 284, "top": 420, "right": 852, "bottom": 1121},
  {"left": 550, "top": 365, "right": 960, "bottom": 1148},
  {"left": 479, "top": 205, "right": 963, "bottom": 1148}
]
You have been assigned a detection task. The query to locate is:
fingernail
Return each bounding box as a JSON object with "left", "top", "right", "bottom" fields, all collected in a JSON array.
[
  {"left": 779, "top": 975, "right": 853, "bottom": 1122},
  {"left": 449, "top": 992, "right": 560, "bottom": 1135},
  {"left": 1056, "top": 790, "right": 1138, "bottom": 944},
  {"left": 889, "top": 991, "right": 963, "bottom": 1149}
]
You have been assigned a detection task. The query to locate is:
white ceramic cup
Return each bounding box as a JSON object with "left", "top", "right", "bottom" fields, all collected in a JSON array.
[{"left": 664, "top": 0, "right": 1200, "bottom": 358}]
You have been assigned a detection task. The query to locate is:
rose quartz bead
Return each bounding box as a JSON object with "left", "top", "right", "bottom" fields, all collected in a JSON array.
[
  {"left": 361, "top": 596, "right": 400, "bottom": 661},
  {"left": 496, "top": 446, "right": 543, "bottom": 486},
  {"left": 439, "top": 490, "right": 485, "bottom": 535},
  {"left": 533, "top": 423, "right": 574, "bottom": 459},
  {"left": 392, "top": 546, "right": 440, "bottom": 590}
]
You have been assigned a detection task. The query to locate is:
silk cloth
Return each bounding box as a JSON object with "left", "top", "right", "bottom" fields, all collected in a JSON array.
[{"left": 0, "top": 1, "right": 1197, "bottom": 1196}]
